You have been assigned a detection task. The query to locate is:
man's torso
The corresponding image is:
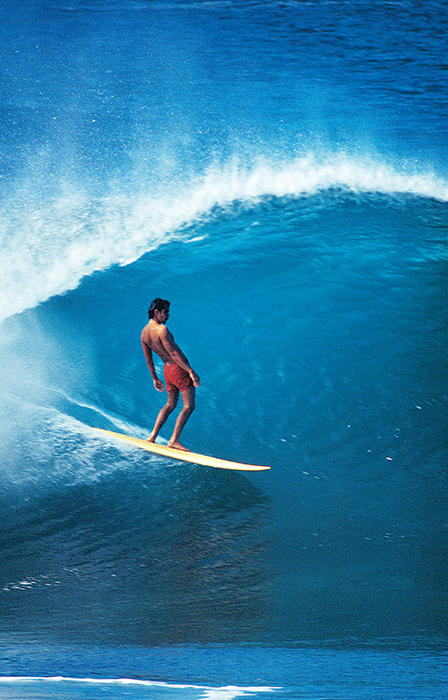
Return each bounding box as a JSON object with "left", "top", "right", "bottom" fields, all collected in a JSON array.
[{"left": 142, "top": 320, "right": 173, "bottom": 364}]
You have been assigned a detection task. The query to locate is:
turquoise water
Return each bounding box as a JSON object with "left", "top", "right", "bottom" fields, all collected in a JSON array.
[{"left": 0, "top": 0, "right": 447, "bottom": 697}]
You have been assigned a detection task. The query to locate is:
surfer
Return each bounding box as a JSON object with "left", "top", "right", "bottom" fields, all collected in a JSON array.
[{"left": 141, "top": 298, "right": 201, "bottom": 451}]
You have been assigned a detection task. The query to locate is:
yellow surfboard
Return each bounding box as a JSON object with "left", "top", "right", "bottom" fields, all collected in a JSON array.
[{"left": 93, "top": 428, "right": 271, "bottom": 472}]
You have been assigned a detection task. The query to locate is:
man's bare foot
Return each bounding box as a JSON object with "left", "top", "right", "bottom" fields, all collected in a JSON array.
[
  {"left": 168, "top": 440, "right": 191, "bottom": 452},
  {"left": 146, "top": 434, "right": 156, "bottom": 443}
]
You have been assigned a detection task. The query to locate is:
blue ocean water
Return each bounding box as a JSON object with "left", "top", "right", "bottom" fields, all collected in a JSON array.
[{"left": 1, "top": 0, "right": 448, "bottom": 697}]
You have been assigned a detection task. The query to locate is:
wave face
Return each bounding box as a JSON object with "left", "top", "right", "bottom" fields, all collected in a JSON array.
[
  {"left": 0, "top": 0, "right": 448, "bottom": 689},
  {"left": 2, "top": 187, "right": 446, "bottom": 649}
]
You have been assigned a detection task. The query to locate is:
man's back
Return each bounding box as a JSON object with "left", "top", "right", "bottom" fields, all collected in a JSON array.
[{"left": 141, "top": 319, "right": 173, "bottom": 364}]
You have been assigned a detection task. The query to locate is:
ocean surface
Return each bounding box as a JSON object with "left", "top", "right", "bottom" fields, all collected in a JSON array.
[{"left": 1, "top": 0, "right": 447, "bottom": 697}]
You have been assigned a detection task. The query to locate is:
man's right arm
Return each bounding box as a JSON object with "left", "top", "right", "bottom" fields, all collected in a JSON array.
[{"left": 141, "top": 337, "right": 164, "bottom": 392}]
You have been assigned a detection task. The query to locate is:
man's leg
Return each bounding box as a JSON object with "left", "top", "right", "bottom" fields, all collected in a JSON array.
[
  {"left": 168, "top": 385, "right": 196, "bottom": 450},
  {"left": 147, "top": 389, "right": 179, "bottom": 442}
]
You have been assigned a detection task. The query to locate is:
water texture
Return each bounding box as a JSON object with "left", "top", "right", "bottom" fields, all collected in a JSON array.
[{"left": 0, "top": 0, "right": 447, "bottom": 697}]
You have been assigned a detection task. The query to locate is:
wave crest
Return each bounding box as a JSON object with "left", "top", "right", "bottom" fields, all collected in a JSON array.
[{"left": 1, "top": 153, "right": 447, "bottom": 322}]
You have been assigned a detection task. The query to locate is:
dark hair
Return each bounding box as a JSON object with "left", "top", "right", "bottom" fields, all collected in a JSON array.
[{"left": 148, "top": 298, "right": 170, "bottom": 319}]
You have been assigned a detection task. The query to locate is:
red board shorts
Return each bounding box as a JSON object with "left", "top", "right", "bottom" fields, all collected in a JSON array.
[{"left": 163, "top": 362, "right": 193, "bottom": 393}]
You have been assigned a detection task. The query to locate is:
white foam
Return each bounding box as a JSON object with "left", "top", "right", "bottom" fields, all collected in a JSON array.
[
  {"left": 0, "top": 676, "right": 278, "bottom": 698},
  {"left": 1, "top": 153, "right": 447, "bottom": 323}
]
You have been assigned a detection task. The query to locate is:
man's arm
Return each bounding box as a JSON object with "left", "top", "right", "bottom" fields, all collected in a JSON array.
[
  {"left": 161, "top": 327, "right": 201, "bottom": 387},
  {"left": 141, "top": 338, "right": 164, "bottom": 392}
]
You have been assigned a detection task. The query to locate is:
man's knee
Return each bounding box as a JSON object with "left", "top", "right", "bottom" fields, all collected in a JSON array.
[
  {"left": 182, "top": 400, "right": 195, "bottom": 415},
  {"left": 166, "top": 392, "right": 179, "bottom": 411},
  {"left": 181, "top": 391, "right": 195, "bottom": 414}
]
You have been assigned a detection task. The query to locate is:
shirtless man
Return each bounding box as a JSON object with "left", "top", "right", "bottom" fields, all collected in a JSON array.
[{"left": 141, "top": 298, "right": 200, "bottom": 451}]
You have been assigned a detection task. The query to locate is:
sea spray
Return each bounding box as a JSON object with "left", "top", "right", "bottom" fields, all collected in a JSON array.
[{"left": 1, "top": 153, "right": 447, "bottom": 322}]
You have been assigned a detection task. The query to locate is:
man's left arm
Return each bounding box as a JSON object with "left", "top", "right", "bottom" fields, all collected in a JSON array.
[{"left": 162, "top": 330, "right": 201, "bottom": 387}]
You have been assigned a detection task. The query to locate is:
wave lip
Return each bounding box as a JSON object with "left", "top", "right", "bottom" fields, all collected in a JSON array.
[
  {"left": 202, "top": 155, "right": 448, "bottom": 203},
  {"left": 1, "top": 153, "right": 447, "bottom": 323}
]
